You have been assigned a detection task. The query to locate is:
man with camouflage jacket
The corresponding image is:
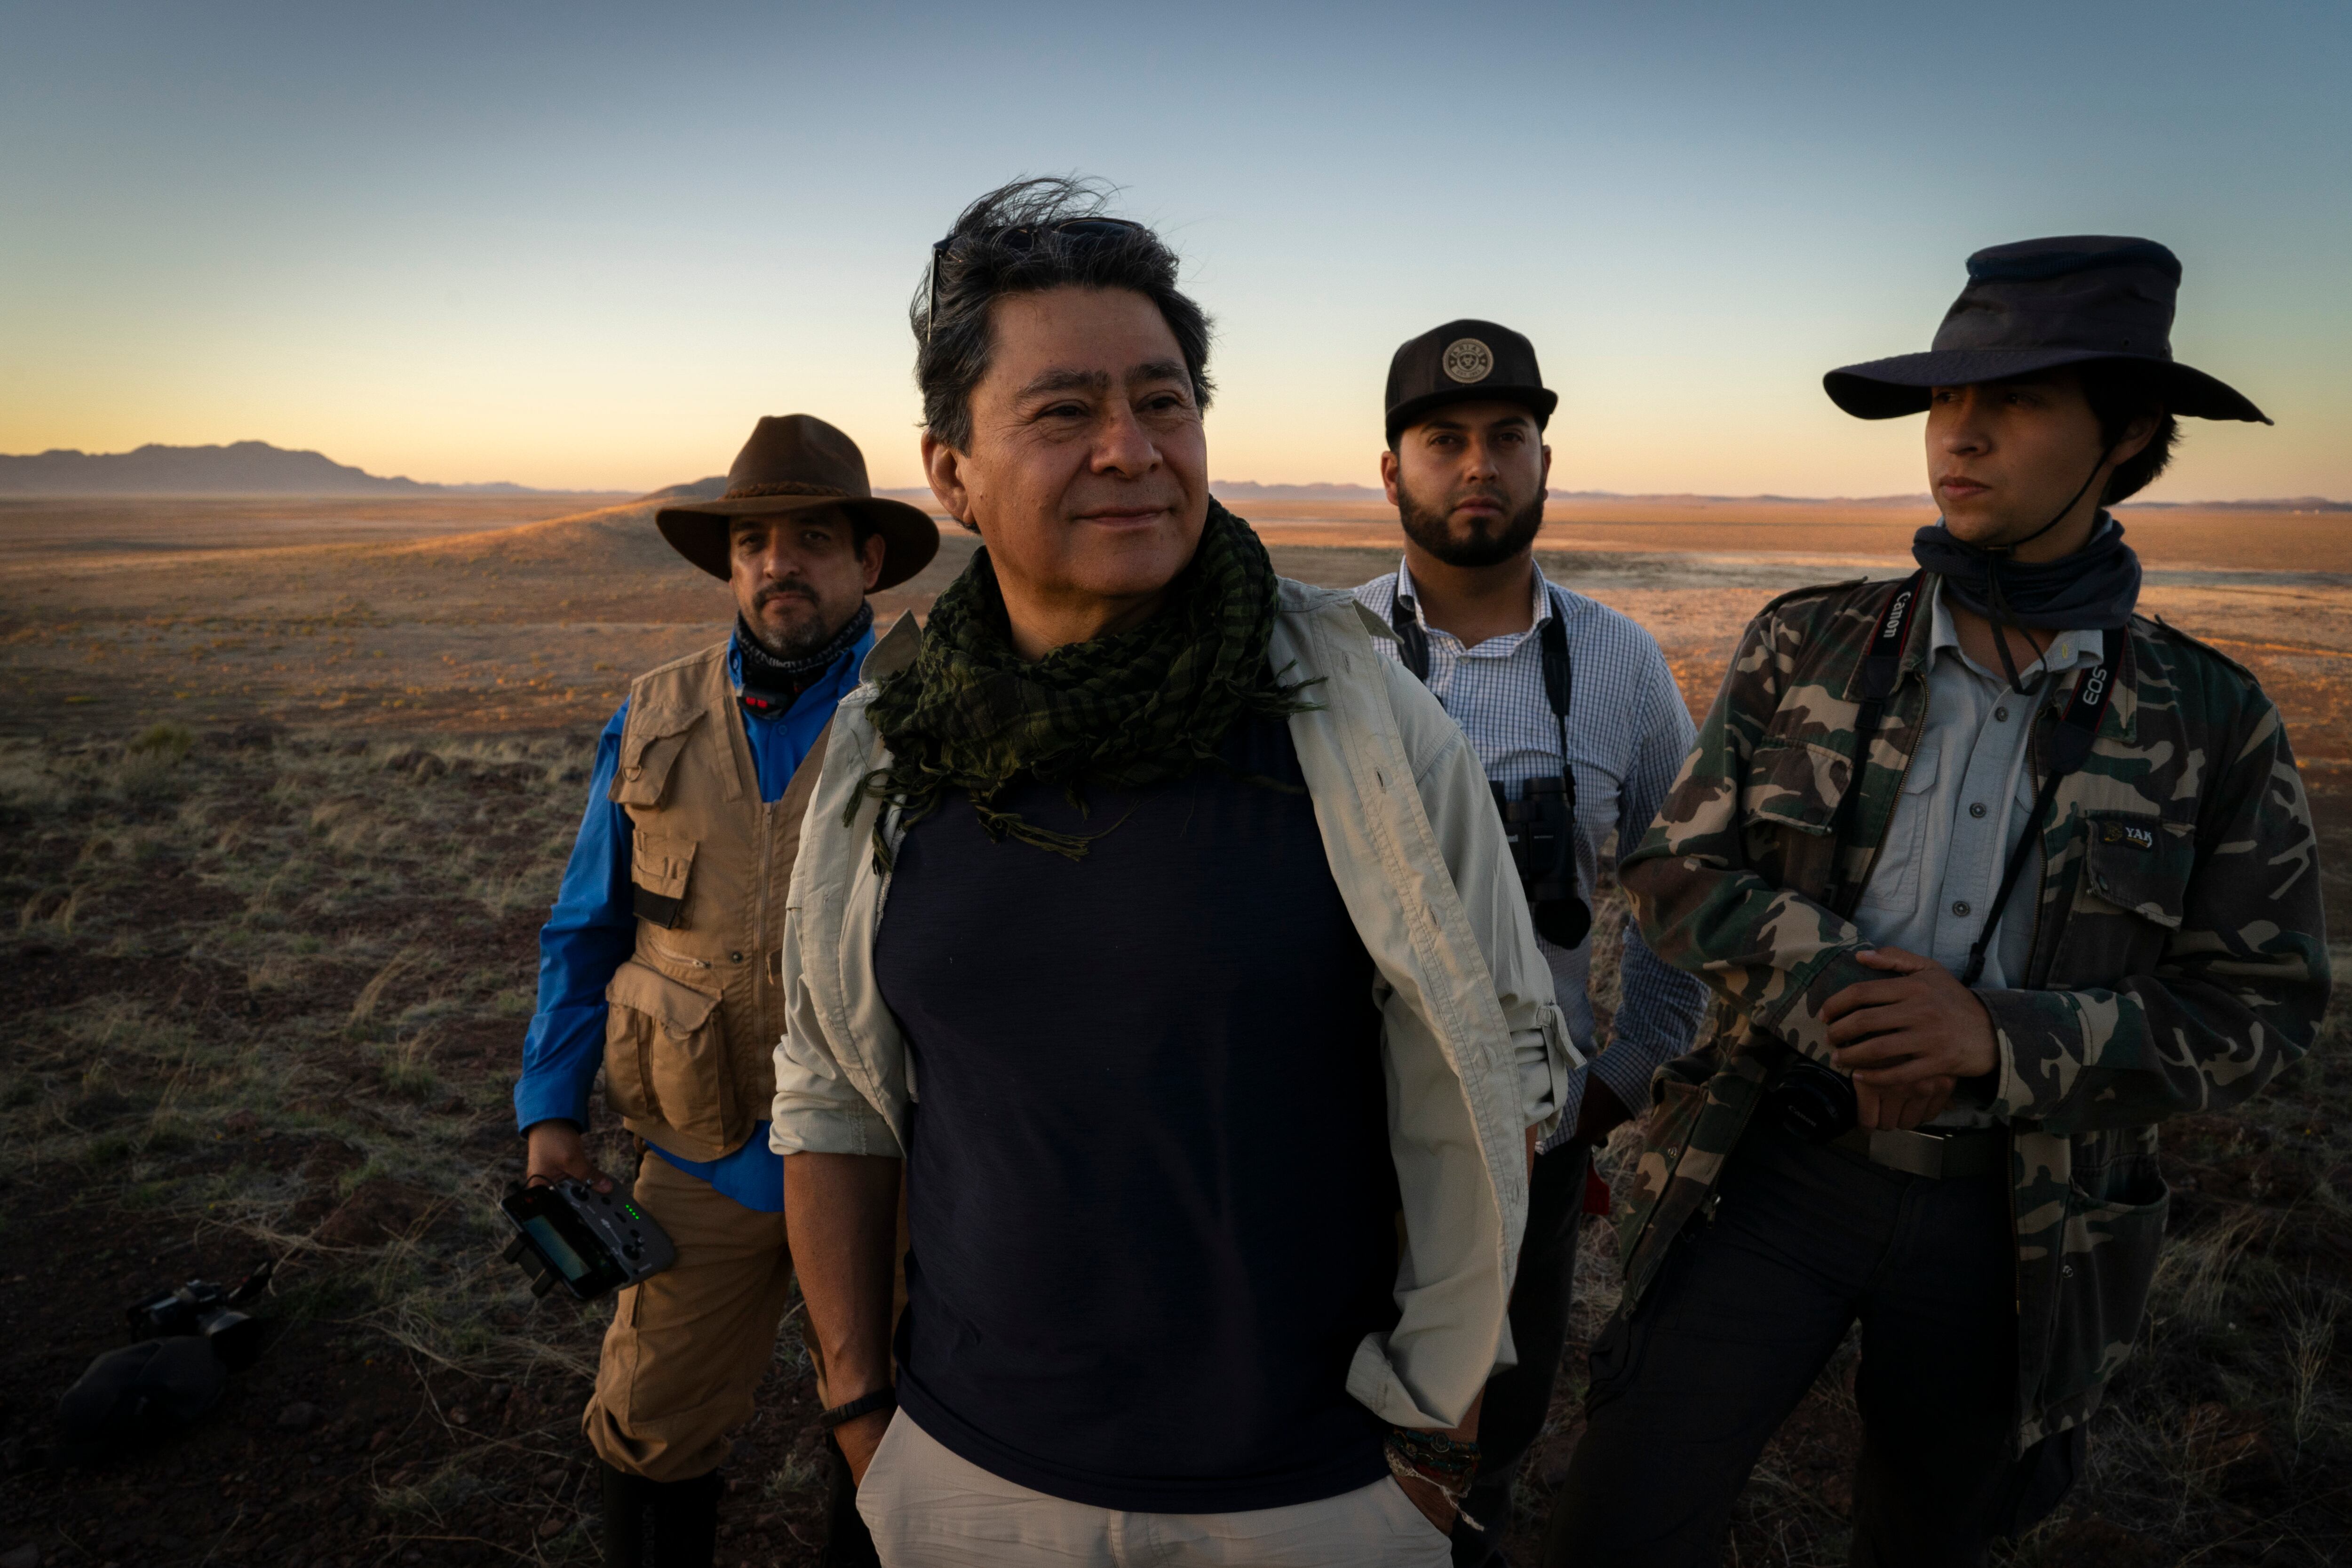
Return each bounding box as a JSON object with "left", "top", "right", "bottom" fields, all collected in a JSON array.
[{"left": 1543, "top": 237, "right": 2329, "bottom": 1567}]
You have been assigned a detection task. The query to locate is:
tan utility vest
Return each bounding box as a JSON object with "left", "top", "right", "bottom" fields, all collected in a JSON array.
[{"left": 601, "top": 639, "right": 831, "bottom": 1163}]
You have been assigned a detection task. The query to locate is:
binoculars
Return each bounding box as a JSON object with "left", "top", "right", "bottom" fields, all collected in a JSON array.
[{"left": 1491, "top": 775, "right": 1592, "bottom": 951}]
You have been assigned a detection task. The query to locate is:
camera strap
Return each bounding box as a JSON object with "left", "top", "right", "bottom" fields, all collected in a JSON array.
[
  {"left": 1389, "top": 578, "right": 1434, "bottom": 683},
  {"left": 1389, "top": 575, "right": 1578, "bottom": 807},
  {"left": 1829, "top": 571, "right": 1927, "bottom": 916},
  {"left": 1958, "top": 624, "right": 2123, "bottom": 987},
  {"left": 1537, "top": 589, "right": 1578, "bottom": 832}
]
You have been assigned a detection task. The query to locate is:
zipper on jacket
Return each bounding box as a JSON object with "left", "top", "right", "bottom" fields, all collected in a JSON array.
[
  {"left": 642, "top": 935, "right": 711, "bottom": 971},
  {"left": 757, "top": 794, "right": 776, "bottom": 981}
]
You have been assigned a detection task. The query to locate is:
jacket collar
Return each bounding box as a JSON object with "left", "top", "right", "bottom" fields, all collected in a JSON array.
[
  {"left": 1836, "top": 573, "right": 2141, "bottom": 743},
  {"left": 858, "top": 608, "right": 924, "bottom": 685}
]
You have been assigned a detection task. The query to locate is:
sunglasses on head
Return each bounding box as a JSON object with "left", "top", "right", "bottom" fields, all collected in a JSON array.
[{"left": 925, "top": 218, "right": 1149, "bottom": 342}]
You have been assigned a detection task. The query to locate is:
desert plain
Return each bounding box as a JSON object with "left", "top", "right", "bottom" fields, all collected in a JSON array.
[{"left": 0, "top": 491, "right": 2346, "bottom": 1566}]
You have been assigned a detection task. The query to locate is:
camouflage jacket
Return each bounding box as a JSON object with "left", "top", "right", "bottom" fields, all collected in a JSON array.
[{"left": 1616, "top": 574, "right": 2330, "bottom": 1450}]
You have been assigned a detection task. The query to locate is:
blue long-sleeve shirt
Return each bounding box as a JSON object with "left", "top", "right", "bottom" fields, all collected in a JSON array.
[{"left": 514, "top": 628, "right": 875, "bottom": 1210}]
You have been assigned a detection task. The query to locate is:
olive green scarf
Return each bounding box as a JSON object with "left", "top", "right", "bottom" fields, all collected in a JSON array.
[{"left": 861, "top": 501, "right": 1319, "bottom": 860}]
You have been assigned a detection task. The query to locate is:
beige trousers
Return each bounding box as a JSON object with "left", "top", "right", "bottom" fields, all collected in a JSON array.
[
  {"left": 581, "top": 1153, "right": 797, "bottom": 1482},
  {"left": 857, "top": 1409, "right": 1453, "bottom": 1568}
]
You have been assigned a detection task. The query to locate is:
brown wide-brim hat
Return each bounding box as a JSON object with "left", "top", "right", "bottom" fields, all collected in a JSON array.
[
  {"left": 1824, "top": 236, "right": 2270, "bottom": 424},
  {"left": 655, "top": 414, "right": 940, "bottom": 590}
]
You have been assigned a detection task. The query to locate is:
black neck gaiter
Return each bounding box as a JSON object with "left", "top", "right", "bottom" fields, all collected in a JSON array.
[
  {"left": 736, "top": 601, "right": 874, "bottom": 718},
  {"left": 1911, "top": 512, "right": 2142, "bottom": 632}
]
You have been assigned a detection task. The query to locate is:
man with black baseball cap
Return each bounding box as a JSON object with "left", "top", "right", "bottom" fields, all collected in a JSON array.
[
  {"left": 1545, "top": 238, "right": 2328, "bottom": 1566},
  {"left": 1354, "top": 320, "right": 1708, "bottom": 1563}
]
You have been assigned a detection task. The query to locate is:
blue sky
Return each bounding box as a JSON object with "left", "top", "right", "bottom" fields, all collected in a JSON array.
[{"left": 3, "top": 1, "right": 2346, "bottom": 498}]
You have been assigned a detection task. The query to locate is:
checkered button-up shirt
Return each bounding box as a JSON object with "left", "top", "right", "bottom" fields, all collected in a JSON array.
[{"left": 1356, "top": 559, "right": 1709, "bottom": 1152}]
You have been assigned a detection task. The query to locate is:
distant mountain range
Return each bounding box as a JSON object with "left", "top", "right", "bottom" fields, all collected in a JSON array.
[
  {"left": 2122, "top": 496, "right": 2352, "bottom": 512},
  {"left": 640, "top": 477, "right": 729, "bottom": 503},
  {"left": 0, "top": 441, "right": 616, "bottom": 497},
  {"left": 15, "top": 444, "right": 2338, "bottom": 511}
]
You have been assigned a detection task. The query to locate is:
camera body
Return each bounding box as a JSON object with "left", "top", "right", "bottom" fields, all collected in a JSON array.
[
  {"left": 499, "top": 1178, "right": 677, "bottom": 1301},
  {"left": 125, "top": 1267, "right": 270, "bottom": 1370},
  {"left": 1492, "top": 777, "right": 1592, "bottom": 950},
  {"left": 1769, "top": 1055, "right": 1859, "bottom": 1144}
]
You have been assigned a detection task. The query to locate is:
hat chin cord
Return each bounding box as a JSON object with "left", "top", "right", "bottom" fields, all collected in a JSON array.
[{"left": 1980, "top": 445, "right": 2113, "bottom": 695}]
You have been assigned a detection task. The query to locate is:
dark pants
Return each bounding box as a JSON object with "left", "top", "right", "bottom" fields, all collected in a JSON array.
[
  {"left": 1450, "top": 1140, "right": 1588, "bottom": 1567},
  {"left": 1541, "top": 1116, "right": 2078, "bottom": 1568}
]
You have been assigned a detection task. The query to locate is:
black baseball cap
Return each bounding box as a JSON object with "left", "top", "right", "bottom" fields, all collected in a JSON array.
[{"left": 1385, "top": 319, "right": 1558, "bottom": 445}]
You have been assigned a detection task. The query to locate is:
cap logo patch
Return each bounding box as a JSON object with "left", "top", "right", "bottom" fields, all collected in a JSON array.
[{"left": 1441, "top": 338, "right": 1494, "bottom": 384}]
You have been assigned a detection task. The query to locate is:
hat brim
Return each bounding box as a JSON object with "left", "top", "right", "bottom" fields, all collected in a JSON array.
[
  {"left": 1386, "top": 385, "right": 1559, "bottom": 444},
  {"left": 1824, "top": 348, "right": 2270, "bottom": 424},
  {"left": 654, "top": 492, "right": 943, "bottom": 590}
]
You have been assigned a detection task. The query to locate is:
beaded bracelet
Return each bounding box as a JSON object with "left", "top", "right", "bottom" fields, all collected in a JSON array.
[{"left": 1384, "top": 1427, "right": 1484, "bottom": 1532}]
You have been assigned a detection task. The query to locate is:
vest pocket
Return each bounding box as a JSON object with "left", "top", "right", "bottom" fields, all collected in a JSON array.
[
  {"left": 603, "top": 958, "right": 729, "bottom": 1146},
  {"left": 610, "top": 710, "right": 704, "bottom": 808},
  {"left": 631, "top": 832, "right": 698, "bottom": 930}
]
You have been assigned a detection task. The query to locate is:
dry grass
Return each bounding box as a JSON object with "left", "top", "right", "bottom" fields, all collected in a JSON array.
[
  {"left": 4, "top": 489, "right": 2344, "bottom": 1561},
  {"left": 0, "top": 725, "right": 832, "bottom": 1561}
]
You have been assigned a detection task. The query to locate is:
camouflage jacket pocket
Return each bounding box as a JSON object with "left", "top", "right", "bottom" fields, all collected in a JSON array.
[
  {"left": 1739, "top": 741, "right": 1848, "bottom": 891},
  {"left": 1614, "top": 1054, "right": 1717, "bottom": 1266},
  {"left": 2032, "top": 1156, "right": 2169, "bottom": 1422},
  {"left": 2053, "top": 812, "right": 2193, "bottom": 982},
  {"left": 2077, "top": 812, "right": 2192, "bottom": 929}
]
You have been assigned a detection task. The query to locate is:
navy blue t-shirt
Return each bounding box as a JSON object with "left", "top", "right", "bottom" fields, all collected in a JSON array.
[{"left": 874, "top": 711, "right": 1398, "bottom": 1512}]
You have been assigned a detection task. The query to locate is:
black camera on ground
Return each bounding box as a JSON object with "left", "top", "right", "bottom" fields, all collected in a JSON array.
[
  {"left": 60, "top": 1259, "right": 278, "bottom": 1463},
  {"left": 499, "top": 1179, "right": 676, "bottom": 1301},
  {"left": 1492, "top": 776, "right": 1592, "bottom": 951},
  {"left": 125, "top": 1259, "right": 273, "bottom": 1371}
]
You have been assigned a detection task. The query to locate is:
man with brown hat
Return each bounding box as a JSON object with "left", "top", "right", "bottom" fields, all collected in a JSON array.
[
  {"left": 514, "top": 414, "right": 936, "bottom": 1566},
  {"left": 1544, "top": 237, "right": 2328, "bottom": 1566}
]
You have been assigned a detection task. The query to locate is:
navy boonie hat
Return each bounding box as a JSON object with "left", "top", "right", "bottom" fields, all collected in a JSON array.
[
  {"left": 1385, "top": 318, "right": 1558, "bottom": 444},
  {"left": 1825, "top": 236, "right": 2268, "bottom": 424}
]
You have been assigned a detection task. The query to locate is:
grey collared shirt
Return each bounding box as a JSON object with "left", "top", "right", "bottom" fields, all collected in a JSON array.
[
  {"left": 1355, "top": 558, "right": 1708, "bottom": 1152},
  {"left": 1853, "top": 579, "right": 2104, "bottom": 1125}
]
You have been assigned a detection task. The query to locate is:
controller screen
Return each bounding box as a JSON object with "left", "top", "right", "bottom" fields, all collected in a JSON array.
[{"left": 523, "top": 1215, "right": 594, "bottom": 1282}]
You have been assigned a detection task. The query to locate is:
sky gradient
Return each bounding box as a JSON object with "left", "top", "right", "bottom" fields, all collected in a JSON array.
[{"left": 4, "top": 2, "right": 2347, "bottom": 500}]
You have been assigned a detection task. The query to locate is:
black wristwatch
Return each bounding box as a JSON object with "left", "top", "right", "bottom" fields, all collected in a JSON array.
[{"left": 819, "top": 1386, "right": 897, "bottom": 1430}]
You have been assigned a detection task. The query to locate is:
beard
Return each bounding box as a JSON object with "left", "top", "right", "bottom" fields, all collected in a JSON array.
[
  {"left": 1397, "top": 481, "right": 1545, "bottom": 568},
  {"left": 744, "top": 584, "right": 836, "bottom": 659}
]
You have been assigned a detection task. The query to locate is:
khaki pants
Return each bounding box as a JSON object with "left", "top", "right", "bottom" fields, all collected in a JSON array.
[
  {"left": 582, "top": 1153, "right": 797, "bottom": 1482},
  {"left": 858, "top": 1409, "right": 1452, "bottom": 1568}
]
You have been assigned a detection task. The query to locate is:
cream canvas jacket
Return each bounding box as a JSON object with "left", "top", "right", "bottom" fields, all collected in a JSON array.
[{"left": 769, "top": 578, "right": 1579, "bottom": 1431}]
